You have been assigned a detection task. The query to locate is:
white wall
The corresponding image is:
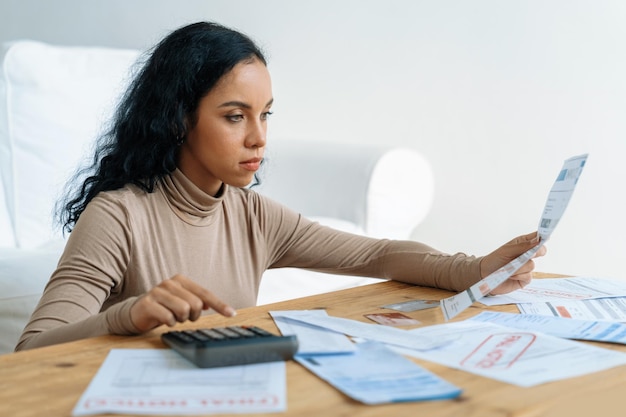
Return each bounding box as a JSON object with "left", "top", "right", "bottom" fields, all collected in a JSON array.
[{"left": 2, "top": 0, "right": 625, "bottom": 279}]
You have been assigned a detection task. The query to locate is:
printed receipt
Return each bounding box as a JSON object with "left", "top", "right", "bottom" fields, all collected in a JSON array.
[
  {"left": 440, "top": 154, "right": 588, "bottom": 320},
  {"left": 72, "top": 349, "right": 286, "bottom": 416}
]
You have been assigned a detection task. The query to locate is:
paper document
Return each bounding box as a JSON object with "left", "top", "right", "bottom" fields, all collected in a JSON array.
[
  {"left": 273, "top": 310, "right": 454, "bottom": 351},
  {"left": 72, "top": 349, "right": 286, "bottom": 416},
  {"left": 518, "top": 298, "right": 626, "bottom": 321},
  {"left": 390, "top": 320, "right": 626, "bottom": 387},
  {"left": 440, "top": 154, "right": 588, "bottom": 320},
  {"left": 470, "top": 311, "right": 626, "bottom": 344},
  {"left": 481, "top": 276, "right": 626, "bottom": 306},
  {"left": 296, "top": 341, "right": 462, "bottom": 404},
  {"left": 440, "top": 245, "right": 544, "bottom": 321},
  {"left": 270, "top": 310, "right": 356, "bottom": 355}
]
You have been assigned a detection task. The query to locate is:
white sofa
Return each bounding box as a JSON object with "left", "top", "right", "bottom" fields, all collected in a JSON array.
[{"left": 0, "top": 40, "right": 434, "bottom": 354}]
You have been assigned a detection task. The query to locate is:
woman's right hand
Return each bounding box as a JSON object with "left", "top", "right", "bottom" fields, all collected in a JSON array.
[{"left": 129, "top": 274, "right": 236, "bottom": 333}]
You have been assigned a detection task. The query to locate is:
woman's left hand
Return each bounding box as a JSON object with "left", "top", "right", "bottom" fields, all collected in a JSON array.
[{"left": 480, "top": 231, "right": 548, "bottom": 295}]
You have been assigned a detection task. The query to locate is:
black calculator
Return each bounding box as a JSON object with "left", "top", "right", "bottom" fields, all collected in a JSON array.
[{"left": 161, "top": 325, "right": 299, "bottom": 368}]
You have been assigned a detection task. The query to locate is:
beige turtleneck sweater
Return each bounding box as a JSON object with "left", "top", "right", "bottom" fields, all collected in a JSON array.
[{"left": 16, "top": 169, "right": 482, "bottom": 351}]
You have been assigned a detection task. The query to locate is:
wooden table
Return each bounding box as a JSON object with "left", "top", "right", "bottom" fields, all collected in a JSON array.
[{"left": 1, "top": 273, "right": 624, "bottom": 417}]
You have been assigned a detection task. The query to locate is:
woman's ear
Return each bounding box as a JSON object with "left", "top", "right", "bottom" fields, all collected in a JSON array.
[{"left": 173, "top": 116, "right": 189, "bottom": 146}]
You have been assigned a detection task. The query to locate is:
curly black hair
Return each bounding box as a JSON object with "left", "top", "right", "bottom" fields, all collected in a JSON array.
[{"left": 58, "top": 21, "right": 267, "bottom": 233}]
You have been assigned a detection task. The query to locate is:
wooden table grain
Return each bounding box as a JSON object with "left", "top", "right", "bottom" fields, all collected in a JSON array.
[{"left": 1, "top": 273, "right": 623, "bottom": 417}]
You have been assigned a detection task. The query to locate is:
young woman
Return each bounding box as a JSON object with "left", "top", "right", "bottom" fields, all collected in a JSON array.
[{"left": 16, "top": 21, "right": 546, "bottom": 351}]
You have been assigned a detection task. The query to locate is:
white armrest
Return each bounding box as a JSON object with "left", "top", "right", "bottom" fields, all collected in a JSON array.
[{"left": 256, "top": 139, "right": 434, "bottom": 239}]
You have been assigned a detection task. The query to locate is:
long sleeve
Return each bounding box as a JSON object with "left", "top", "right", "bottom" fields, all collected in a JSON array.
[
  {"left": 264, "top": 214, "right": 484, "bottom": 292},
  {"left": 250, "top": 190, "right": 483, "bottom": 291},
  {"left": 16, "top": 195, "right": 141, "bottom": 351}
]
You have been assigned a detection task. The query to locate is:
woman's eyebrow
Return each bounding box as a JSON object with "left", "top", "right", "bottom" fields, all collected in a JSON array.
[
  {"left": 218, "top": 98, "right": 274, "bottom": 109},
  {"left": 219, "top": 100, "right": 250, "bottom": 109}
]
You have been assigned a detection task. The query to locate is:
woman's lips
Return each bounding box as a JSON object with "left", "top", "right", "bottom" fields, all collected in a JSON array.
[{"left": 240, "top": 158, "right": 262, "bottom": 171}]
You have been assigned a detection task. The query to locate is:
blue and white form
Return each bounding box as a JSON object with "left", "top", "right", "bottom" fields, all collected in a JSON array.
[
  {"left": 538, "top": 154, "right": 587, "bottom": 240},
  {"left": 440, "top": 154, "right": 589, "bottom": 321}
]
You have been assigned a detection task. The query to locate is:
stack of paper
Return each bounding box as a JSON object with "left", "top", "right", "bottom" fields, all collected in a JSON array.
[
  {"left": 272, "top": 308, "right": 626, "bottom": 389},
  {"left": 271, "top": 310, "right": 462, "bottom": 404}
]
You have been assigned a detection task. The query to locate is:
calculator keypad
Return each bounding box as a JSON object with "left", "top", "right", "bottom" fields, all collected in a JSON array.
[{"left": 161, "top": 325, "right": 298, "bottom": 368}]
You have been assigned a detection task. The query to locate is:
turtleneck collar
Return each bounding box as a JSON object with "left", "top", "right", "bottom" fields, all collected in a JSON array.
[{"left": 159, "top": 168, "right": 227, "bottom": 226}]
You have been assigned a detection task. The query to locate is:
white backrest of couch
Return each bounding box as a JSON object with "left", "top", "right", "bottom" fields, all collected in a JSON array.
[{"left": 0, "top": 41, "right": 140, "bottom": 249}]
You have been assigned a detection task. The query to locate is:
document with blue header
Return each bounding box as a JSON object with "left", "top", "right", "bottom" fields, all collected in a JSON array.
[{"left": 295, "top": 341, "right": 462, "bottom": 404}]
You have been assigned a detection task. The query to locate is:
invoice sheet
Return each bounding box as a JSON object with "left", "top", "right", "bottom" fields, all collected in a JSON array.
[
  {"left": 295, "top": 341, "right": 462, "bottom": 404},
  {"left": 440, "top": 154, "right": 588, "bottom": 320},
  {"left": 469, "top": 311, "right": 626, "bottom": 344},
  {"left": 270, "top": 310, "right": 356, "bottom": 355},
  {"left": 480, "top": 276, "right": 626, "bottom": 306},
  {"left": 72, "top": 349, "right": 286, "bottom": 416},
  {"left": 391, "top": 320, "right": 626, "bottom": 387},
  {"left": 517, "top": 298, "right": 626, "bottom": 321},
  {"left": 272, "top": 310, "right": 454, "bottom": 351}
]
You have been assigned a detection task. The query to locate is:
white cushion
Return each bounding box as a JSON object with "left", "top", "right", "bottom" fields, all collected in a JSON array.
[
  {"left": 0, "top": 62, "right": 15, "bottom": 248},
  {"left": 0, "top": 41, "right": 140, "bottom": 248},
  {"left": 366, "top": 148, "right": 434, "bottom": 239},
  {"left": 0, "top": 240, "right": 65, "bottom": 354},
  {"left": 0, "top": 178, "right": 13, "bottom": 248}
]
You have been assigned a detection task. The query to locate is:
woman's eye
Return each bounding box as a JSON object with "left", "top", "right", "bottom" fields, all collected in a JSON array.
[
  {"left": 261, "top": 111, "right": 273, "bottom": 121},
  {"left": 226, "top": 114, "right": 244, "bottom": 122}
]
